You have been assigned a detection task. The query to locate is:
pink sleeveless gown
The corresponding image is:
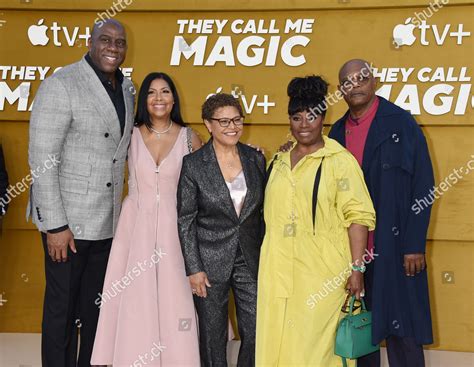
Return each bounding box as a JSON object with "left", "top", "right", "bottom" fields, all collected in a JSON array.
[{"left": 91, "top": 126, "right": 200, "bottom": 366}]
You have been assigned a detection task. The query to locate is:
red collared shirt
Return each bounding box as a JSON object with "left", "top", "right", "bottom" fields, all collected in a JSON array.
[{"left": 345, "top": 96, "right": 379, "bottom": 252}]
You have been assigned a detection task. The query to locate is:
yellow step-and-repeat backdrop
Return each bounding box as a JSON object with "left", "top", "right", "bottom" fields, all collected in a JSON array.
[{"left": 0, "top": 0, "right": 473, "bottom": 351}]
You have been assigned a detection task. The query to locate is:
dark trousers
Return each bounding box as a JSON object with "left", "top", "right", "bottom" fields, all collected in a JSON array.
[
  {"left": 358, "top": 336, "right": 425, "bottom": 367},
  {"left": 41, "top": 232, "right": 112, "bottom": 367},
  {"left": 194, "top": 248, "right": 257, "bottom": 367},
  {"left": 358, "top": 262, "right": 425, "bottom": 367}
]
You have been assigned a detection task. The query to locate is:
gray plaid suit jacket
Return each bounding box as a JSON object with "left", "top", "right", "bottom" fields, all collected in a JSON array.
[{"left": 26, "top": 56, "right": 135, "bottom": 240}]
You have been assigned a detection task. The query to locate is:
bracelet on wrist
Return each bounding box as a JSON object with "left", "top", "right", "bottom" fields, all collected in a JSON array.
[{"left": 351, "top": 264, "right": 366, "bottom": 273}]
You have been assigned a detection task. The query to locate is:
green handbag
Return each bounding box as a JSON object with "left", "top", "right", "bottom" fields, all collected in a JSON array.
[{"left": 335, "top": 295, "right": 380, "bottom": 367}]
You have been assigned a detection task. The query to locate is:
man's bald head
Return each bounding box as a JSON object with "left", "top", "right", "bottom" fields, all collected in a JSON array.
[
  {"left": 91, "top": 19, "right": 126, "bottom": 40},
  {"left": 338, "top": 59, "right": 373, "bottom": 83},
  {"left": 88, "top": 19, "right": 127, "bottom": 78},
  {"left": 337, "top": 59, "right": 377, "bottom": 114}
]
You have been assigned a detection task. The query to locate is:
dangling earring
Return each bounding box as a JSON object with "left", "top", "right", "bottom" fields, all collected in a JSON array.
[{"left": 286, "top": 129, "right": 295, "bottom": 143}]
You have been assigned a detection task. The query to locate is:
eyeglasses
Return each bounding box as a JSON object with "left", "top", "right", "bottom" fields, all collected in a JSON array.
[{"left": 209, "top": 116, "right": 244, "bottom": 127}]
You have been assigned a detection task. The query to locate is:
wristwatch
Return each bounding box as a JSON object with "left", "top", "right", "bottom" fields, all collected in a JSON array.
[{"left": 351, "top": 264, "right": 366, "bottom": 273}]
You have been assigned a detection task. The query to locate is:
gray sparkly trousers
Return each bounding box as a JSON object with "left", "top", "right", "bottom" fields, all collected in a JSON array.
[{"left": 194, "top": 248, "right": 257, "bottom": 367}]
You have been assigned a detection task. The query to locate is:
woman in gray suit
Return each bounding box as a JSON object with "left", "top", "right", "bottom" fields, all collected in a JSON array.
[{"left": 177, "top": 93, "right": 266, "bottom": 367}]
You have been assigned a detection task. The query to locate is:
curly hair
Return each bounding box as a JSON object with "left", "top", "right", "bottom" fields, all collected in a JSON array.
[
  {"left": 287, "top": 75, "right": 329, "bottom": 117},
  {"left": 201, "top": 93, "right": 244, "bottom": 120}
]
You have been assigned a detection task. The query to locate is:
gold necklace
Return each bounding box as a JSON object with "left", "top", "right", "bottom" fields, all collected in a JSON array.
[
  {"left": 214, "top": 142, "right": 239, "bottom": 170},
  {"left": 223, "top": 153, "right": 238, "bottom": 170}
]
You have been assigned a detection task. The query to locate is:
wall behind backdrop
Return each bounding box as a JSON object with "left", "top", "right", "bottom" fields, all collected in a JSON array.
[{"left": 0, "top": 0, "right": 472, "bottom": 352}]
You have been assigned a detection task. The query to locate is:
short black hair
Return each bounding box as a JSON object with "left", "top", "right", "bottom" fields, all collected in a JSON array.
[
  {"left": 287, "top": 75, "right": 329, "bottom": 117},
  {"left": 201, "top": 93, "right": 244, "bottom": 121},
  {"left": 135, "top": 72, "right": 186, "bottom": 128}
]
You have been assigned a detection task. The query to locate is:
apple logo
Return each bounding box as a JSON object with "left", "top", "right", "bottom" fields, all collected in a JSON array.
[
  {"left": 28, "top": 19, "right": 49, "bottom": 46},
  {"left": 206, "top": 86, "right": 223, "bottom": 100},
  {"left": 392, "top": 17, "right": 417, "bottom": 48}
]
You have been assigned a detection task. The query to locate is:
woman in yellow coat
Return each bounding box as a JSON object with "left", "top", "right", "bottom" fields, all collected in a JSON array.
[{"left": 256, "top": 76, "right": 376, "bottom": 366}]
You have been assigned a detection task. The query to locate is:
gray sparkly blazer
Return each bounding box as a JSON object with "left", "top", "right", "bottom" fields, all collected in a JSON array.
[{"left": 177, "top": 140, "right": 266, "bottom": 282}]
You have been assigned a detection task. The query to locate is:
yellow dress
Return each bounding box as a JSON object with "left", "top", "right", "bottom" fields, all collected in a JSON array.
[{"left": 256, "top": 136, "right": 376, "bottom": 367}]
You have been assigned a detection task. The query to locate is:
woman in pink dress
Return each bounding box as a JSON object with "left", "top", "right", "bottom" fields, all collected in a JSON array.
[{"left": 91, "top": 72, "right": 202, "bottom": 366}]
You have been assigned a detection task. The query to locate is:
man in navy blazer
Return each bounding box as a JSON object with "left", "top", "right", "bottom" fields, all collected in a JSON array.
[{"left": 329, "top": 59, "right": 434, "bottom": 367}]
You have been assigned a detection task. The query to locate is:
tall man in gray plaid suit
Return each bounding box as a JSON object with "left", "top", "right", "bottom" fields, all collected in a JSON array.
[{"left": 27, "top": 19, "right": 134, "bottom": 367}]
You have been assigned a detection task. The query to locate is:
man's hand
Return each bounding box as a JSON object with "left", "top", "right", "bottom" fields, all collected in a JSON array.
[
  {"left": 46, "top": 229, "right": 77, "bottom": 262},
  {"left": 404, "top": 253, "right": 425, "bottom": 276},
  {"left": 278, "top": 140, "right": 294, "bottom": 152},
  {"left": 189, "top": 271, "right": 211, "bottom": 298},
  {"left": 246, "top": 143, "right": 265, "bottom": 154},
  {"left": 345, "top": 271, "right": 365, "bottom": 300}
]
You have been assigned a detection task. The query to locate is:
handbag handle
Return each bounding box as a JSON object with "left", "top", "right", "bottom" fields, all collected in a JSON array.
[{"left": 349, "top": 295, "right": 367, "bottom": 315}]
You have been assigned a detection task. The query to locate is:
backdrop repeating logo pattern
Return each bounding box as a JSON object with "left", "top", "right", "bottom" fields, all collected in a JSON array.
[{"left": 27, "top": 19, "right": 91, "bottom": 47}]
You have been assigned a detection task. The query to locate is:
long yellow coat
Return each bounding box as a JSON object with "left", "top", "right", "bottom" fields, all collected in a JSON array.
[{"left": 256, "top": 137, "right": 376, "bottom": 367}]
